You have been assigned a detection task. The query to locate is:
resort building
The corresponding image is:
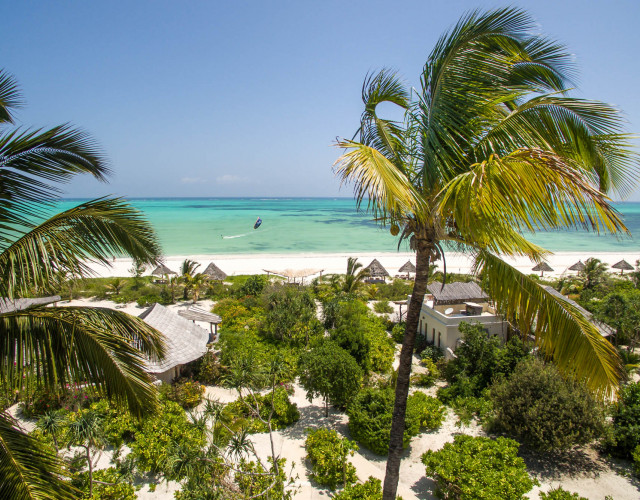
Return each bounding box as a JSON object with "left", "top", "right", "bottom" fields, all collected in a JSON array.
[{"left": 416, "top": 282, "right": 506, "bottom": 357}]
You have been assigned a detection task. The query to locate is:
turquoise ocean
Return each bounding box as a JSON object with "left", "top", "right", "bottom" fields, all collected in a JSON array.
[{"left": 57, "top": 198, "right": 640, "bottom": 256}]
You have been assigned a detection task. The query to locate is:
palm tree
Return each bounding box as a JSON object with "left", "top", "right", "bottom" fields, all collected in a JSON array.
[
  {"left": 181, "top": 259, "right": 201, "bottom": 300},
  {"left": 580, "top": 257, "right": 609, "bottom": 290},
  {"left": 0, "top": 69, "right": 166, "bottom": 499},
  {"left": 66, "top": 410, "right": 106, "bottom": 497},
  {"left": 333, "top": 9, "right": 638, "bottom": 498},
  {"left": 105, "top": 277, "right": 127, "bottom": 296},
  {"left": 186, "top": 273, "right": 207, "bottom": 304},
  {"left": 342, "top": 257, "right": 370, "bottom": 293}
]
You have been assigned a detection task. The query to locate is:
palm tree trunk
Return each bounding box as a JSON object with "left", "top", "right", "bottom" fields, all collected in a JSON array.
[{"left": 382, "top": 241, "right": 432, "bottom": 500}]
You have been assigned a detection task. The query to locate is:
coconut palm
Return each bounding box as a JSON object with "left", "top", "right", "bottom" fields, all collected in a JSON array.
[
  {"left": 186, "top": 273, "right": 207, "bottom": 304},
  {"left": 333, "top": 9, "right": 638, "bottom": 498},
  {"left": 342, "top": 257, "right": 370, "bottom": 293},
  {"left": 0, "top": 69, "right": 166, "bottom": 499},
  {"left": 105, "top": 277, "right": 127, "bottom": 296},
  {"left": 580, "top": 257, "right": 609, "bottom": 290}
]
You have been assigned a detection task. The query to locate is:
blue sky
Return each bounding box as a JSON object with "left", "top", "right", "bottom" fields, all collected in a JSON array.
[{"left": 4, "top": 1, "right": 640, "bottom": 200}]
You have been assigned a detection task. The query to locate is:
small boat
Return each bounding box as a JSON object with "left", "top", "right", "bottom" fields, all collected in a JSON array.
[{"left": 254, "top": 217, "right": 262, "bottom": 229}]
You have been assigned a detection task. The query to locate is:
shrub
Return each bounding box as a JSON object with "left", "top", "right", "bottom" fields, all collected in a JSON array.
[
  {"left": 373, "top": 300, "right": 393, "bottom": 314},
  {"left": 634, "top": 445, "right": 640, "bottom": 476},
  {"left": 422, "top": 435, "right": 535, "bottom": 499},
  {"left": 76, "top": 467, "right": 138, "bottom": 499},
  {"left": 420, "top": 344, "right": 444, "bottom": 362},
  {"left": 262, "top": 285, "right": 323, "bottom": 346},
  {"left": 136, "top": 294, "right": 163, "bottom": 307},
  {"left": 89, "top": 400, "right": 138, "bottom": 447},
  {"left": 406, "top": 391, "right": 446, "bottom": 430},
  {"left": 237, "top": 274, "right": 268, "bottom": 297},
  {"left": 224, "top": 387, "right": 300, "bottom": 432},
  {"left": 235, "top": 457, "right": 292, "bottom": 500},
  {"left": 333, "top": 476, "right": 382, "bottom": 500},
  {"left": 193, "top": 346, "right": 228, "bottom": 384},
  {"left": 347, "top": 387, "right": 433, "bottom": 455},
  {"left": 606, "top": 381, "right": 640, "bottom": 459},
  {"left": 450, "top": 394, "right": 493, "bottom": 427},
  {"left": 490, "top": 358, "right": 605, "bottom": 451},
  {"left": 21, "top": 386, "right": 96, "bottom": 418},
  {"left": 298, "top": 341, "right": 363, "bottom": 415},
  {"left": 391, "top": 322, "right": 405, "bottom": 343},
  {"left": 305, "top": 428, "right": 358, "bottom": 489},
  {"left": 159, "top": 379, "right": 205, "bottom": 409},
  {"left": 411, "top": 358, "right": 440, "bottom": 388},
  {"left": 540, "top": 487, "right": 588, "bottom": 500}
]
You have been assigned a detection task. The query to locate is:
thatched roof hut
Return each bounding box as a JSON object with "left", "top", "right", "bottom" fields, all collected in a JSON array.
[
  {"left": 0, "top": 296, "right": 61, "bottom": 314},
  {"left": 568, "top": 260, "right": 586, "bottom": 272},
  {"left": 398, "top": 261, "right": 416, "bottom": 275},
  {"left": 543, "top": 286, "right": 613, "bottom": 337},
  {"left": 139, "top": 303, "right": 209, "bottom": 380},
  {"left": 151, "top": 263, "right": 176, "bottom": 277},
  {"left": 532, "top": 262, "right": 554, "bottom": 277},
  {"left": 612, "top": 259, "right": 634, "bottom": 275},
  {"left": 427, "top": 282, "right": 487, "bottom": 306},
  {"left": 202, "top": 262, "right": 227, "bottom": 281},
  {"left": 365, "top": 259, "right": 390, "bottom": 280}
]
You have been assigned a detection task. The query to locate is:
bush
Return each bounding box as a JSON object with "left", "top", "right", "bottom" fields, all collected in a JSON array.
[
  {"left": 21, "top": 386, "right": 96, "bottom": 418},
  {"left": 159, "top": 379, "right": 205, "bottom": 409},
  {"left": 136, "top": 294, "right": 163, "bottom": 307},
  {"left": 450, "top": 394, "right": 493, "bottom": 427},
  {"left": 347, "top": 387, "right": 436, "bottom": 455},
  {"left": 373, "top": 300, "right": 393, "bottom": 314},
  {"left": 237, "top": 274, "right": 268, "bottom": 297},
  {"left": 422, "top": 435, "right": 535, "bottom": 499},
  {"left": 298, "top": 341, "right": 363, "bottom": 415},
  {"left": 224, "top": 387, "right": 300, "bottom": 432},
  {"left": 420, "top": 344, "right": 444, "bottom": 362},
  {"left": 89, "top": 400, "right": 138, "bottom": 447},
  {"left": 333, "top": 476, "right": 382, "bottom": 500},
  {"left": 490, "top": 358, "right": 605, "bottom": 451},
  {"left": 305, "top": 428, "right": 358, "bottom": 489},
  {"left": 540, "top": 487, "right": 588, "bottom": 500},
  {"left": 411, "top": 358, "right": 440, "bottom": 388},
  {"left": 193, "top": 346, "right": 228, "bottom": 384},
  {"left": 391, "top": 322, "right": 405, "bottom": 343},
  {"left": 634, "top": 445, "right": 640, "bottom": 476},
  {"left": 605, "top": 381, "right": 640, "bottom": 459},
  {"left": 77, "top": 467, "right": 138, "bottom": 499}
]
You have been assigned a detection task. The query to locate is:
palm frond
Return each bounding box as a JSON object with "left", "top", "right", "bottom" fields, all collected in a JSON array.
[
  {"left": 0, "top": 70, "right": 22, "bottom": 124},
  {"left": 476, "top": 250, "right": 623, "bottom": 397},
  {"left": 334, "top": 140, "right": 424, "bottom": 223},
  {"left": 0, "top": 306, "right": 166, "bottom": 416},
  {"left": 0, "top": 197, "right": 161, "bottom": 298},
  {"left": 0, "top": 411, "right": 77, "bottom": 499}
]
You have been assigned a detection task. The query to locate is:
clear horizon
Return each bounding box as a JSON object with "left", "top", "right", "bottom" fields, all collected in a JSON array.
[{"left": 5, "top": 1, "right": 640, "bottom": 201}]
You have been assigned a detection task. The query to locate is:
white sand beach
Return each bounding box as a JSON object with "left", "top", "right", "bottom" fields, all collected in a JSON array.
[{"left": 89, "top": 251, "right": 639, "bottom": 280}]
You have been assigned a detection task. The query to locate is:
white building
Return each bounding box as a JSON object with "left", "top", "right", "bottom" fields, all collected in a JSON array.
[{"left": 416, "top": 282, "right": 507, "bottom": 357}]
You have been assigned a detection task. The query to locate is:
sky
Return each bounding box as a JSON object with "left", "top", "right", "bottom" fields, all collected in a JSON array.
[{"left": 3, "top": 0, "right": 640, "bottom": 200}]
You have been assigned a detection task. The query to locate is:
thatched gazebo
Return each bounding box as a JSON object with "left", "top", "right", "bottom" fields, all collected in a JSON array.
[
  {"left": 398, "top": 261, "right": 416, "bottom": 278},
  {"left": 612, "top": 259, "right": 634, "bottom": 275},
  {"left": 568, "top": 260, "right": 586, "bottom": 272},
  {"left": 263, "top": 268, "right": 323, "bottom": 285},
  {"left": 365, "top": 259, "right": 390, "bottom": 283},
  {"left": 151, "top": 263, "right": 177, "bottom": 277},
  {"left": 532, "top": 262, "right": 554, "bottom": 277},
  {"left": 202, "top": 262, "right": 227, "bottom": 281}
]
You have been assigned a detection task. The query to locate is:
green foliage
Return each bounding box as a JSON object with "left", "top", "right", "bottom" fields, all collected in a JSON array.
[
  {"left": 594, "top": 289, "right": 640, "bottom": 348},
  {"left": 298, "top": 341, "right": 363, "bottom": 413},
  {"left": 633, "top": 445, "right": 640, "bottom": 477},
  {"left": 223, "top": 387, "right": 300, "bottom": 433},
  {"left": 347, "top": 387, "right": 439, "bottom": 455},
  {"left": 391, "top": 322, "right": 405, "bottom": 343},
  {"left": 373, "top": 300, "right": 393, "bottom": 314},
  {"left": 128, "top": 400, "right": 206, "bottom": 476},
  {"left": 411, "top": 358, "right": 440, "bottom": 388},
  {"left": 332, "top": 476, "right": 382, "bottom": 500},
  {"left": 136, "top": 294, "right": 163, "bottom": 307},
  {"left": 212, "top": 297, "right": 254, "bottom": 329},
  {"left": 193, "top": 346, "right": 228, "bottom": 384},
  {"left": 420, "top": 344, "right": 444, "bottom": 363},
  {"left": 605, "top": 381, "right": 640, "bottom": 459},
  {"left": 78, "top": 467, "right": 138, "bottom": 499},
  {"left": 490, "top": 358, "right": 605, "bottom": 451},
  {"left": 235, "top": 457, "right": 293, "bottom": 499},
  {"left": 88, "top": 400, "right": 137, "bottom": 448},
  {"left": 539, "top": 487, "right": 588, "bottom": 500},
  {"left": 305, "top": 428, "right": 358, "bottom": 489},
  {"left": 330, "top": 299, "right": 395, "bottom": 374},
  {"left": 262, "top": 285, "right": 323, "bottom": 346},
  {"left": 159, "top": 379, "right": 205, "bottom": 409},
  {"left": 238, "top": 274, "right": 268, "bottom": 297},
  {"left": 21, "top": 385, "right": 97, "bottom": 418},
  {"left": 374, "top": 279, "right": 413, "bottom": 301},
  {"left": 422, "top": 435, "right": 535, "bottom": 499},
  {"left": 450, "top": 395, "right": 493, "bottom": 427}
]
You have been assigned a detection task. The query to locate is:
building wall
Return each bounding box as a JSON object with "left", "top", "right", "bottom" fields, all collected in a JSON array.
[
  {"left": 418, "top": 306, "right": 506, "bottom": 357},
  {"left": 152, "top": 365, "right": 183, "bottom": 384}
]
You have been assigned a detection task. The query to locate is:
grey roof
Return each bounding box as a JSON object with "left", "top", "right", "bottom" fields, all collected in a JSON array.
[
  {"left": 151, "top": 264, "right": 177, "bottom": 276},
  {"left": 568, "top": 261, "right": 586, "bottom": 272},
  {"left": 0, "top": 296, "right": 61, "bottom": 314},
  {"left": 427, "top": 282, "right": 488, "bottom": 305},
  {"left": 202, "top": 262, "right": 227, "bottom": 280},
  {"left": 365, "top": 259, "right": 390, "bottom": 278},
  {"left": 532, "top": 262, "right": 554, "bottom": 272},
  {"left": 398, "top": 261, "right": 416, "bottom": 273},
  {"left": 178, "top": 305, "right": 221, "bottom": 324},
  {"left": 612, "top": 259, "right": 634, "bottom": 271},
  {"left": 542, "top": 286, "right": 614, "bottom": 337},
  {"left": 138, "top": 303, "right": 209, "bottom": 373}
]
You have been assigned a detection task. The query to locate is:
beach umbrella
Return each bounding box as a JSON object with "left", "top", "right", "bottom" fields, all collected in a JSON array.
[
  {"left": 202, "top": 262, "right": 228, "bottom": 281},
  {"left": 532, "top": 262, "right": 554, "bottom": 277},
  {"left": 151, "top": 263, "right": 176, "bottom": 277},
  {"left": 365, "top": 259, "right": 390, "bottom": 280},
  {"left": 398, "top": 261, "right": 416, "bottom": 276},
  {"left": 568, "top": 260, "right": 586, "bottom": 272},
  {"left": 612, "top": 259, "right": 634, "bottom": 275}
]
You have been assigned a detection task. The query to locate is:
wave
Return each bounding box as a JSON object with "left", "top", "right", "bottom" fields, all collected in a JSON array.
[{"left": 222, "top": 234, "right": 248, "bottom": 239}]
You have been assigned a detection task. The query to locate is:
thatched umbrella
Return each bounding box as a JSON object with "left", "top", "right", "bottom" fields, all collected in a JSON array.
[
  {"left": 365, "top": 259, "right": 390, "bottom": 281},
  {"left": 612, "top": 259, "right": 634, "bottom": 275},
  {"left": 568, "top": 260, "right": 586, "bottom": 272},
  {"left": 532, "top": 262, "right": 554, "bottom": 277},
  {"left": 398, "top": 261, "right": 416, "bottom": 277},
  {"left": 202, "top": 262, "right": 227, "bottom": 281},
  {"left": 151, "top": 263, "right": 177, "bottom": 277}
]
